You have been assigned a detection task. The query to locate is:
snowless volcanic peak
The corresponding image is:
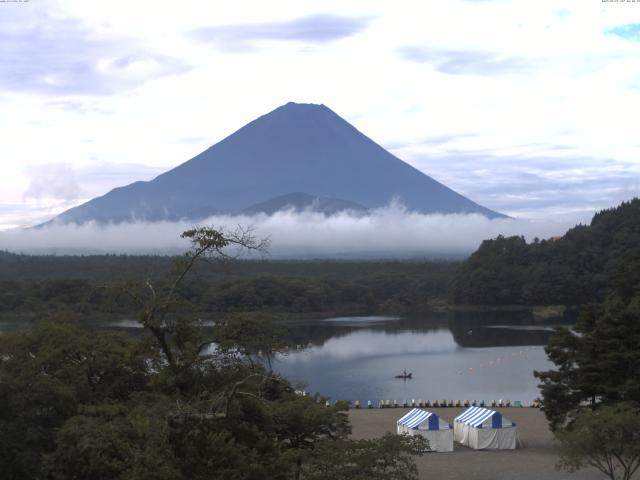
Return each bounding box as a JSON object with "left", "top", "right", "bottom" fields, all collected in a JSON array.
[{"left": 48, "top": 102, "right": 505, "bottom": 224}]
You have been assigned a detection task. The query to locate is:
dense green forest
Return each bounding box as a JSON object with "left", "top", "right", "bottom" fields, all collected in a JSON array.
[
  {"left": 0, "top": 254, "right": 456, "bottom": 320},
  {"left": 451, "top": 198, "right": 640, "bottom": 306}
]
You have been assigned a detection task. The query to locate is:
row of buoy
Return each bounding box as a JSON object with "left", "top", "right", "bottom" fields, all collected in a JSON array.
[
  {"left": 294, "top": 391, "right": 542, "bottom": 409},
  {"left": 351, "top": 399, "right": 541, "bottom": 409}
]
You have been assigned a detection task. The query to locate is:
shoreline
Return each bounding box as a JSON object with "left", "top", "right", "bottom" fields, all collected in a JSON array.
[{"left": 349, "top": 407, "right": 603, "bottom": 480}]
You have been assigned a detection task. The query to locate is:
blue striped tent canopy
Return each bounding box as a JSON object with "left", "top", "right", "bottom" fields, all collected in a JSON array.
[
  {"left": 454, "top": 406, "right": 514, "bottom": 429},
  {"left": 397, "top": 408, "right": 446, "bottom": 430}
]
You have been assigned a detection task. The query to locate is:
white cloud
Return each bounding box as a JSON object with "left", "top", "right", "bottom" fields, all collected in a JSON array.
[
  {"left": 190, "top": 14, "right": 373, "bottom": 51},
  {"left": 23, "top": 163, "right": 82, "bottom": 203},
  {"left": 0, "top": 11, "right": 188, "bottom": 95},
  {"left": 0, "top": 203, "right": 578, "bottom": 257}
]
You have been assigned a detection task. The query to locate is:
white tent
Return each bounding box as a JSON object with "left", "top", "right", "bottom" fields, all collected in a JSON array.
[
  {"left": 454, "top": 406, "right": 521, "bottom": 450},
  {"left": 397, "top": 408, "right": 454, "bottom": 452}
]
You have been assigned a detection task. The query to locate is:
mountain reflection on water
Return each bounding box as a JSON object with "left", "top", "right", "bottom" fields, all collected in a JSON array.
[
  {"left": 292, "top": 329, "right": 458, "bottom": 361},
  {"left": 274, "top": 313, "right": 558, "bottom": 404}
]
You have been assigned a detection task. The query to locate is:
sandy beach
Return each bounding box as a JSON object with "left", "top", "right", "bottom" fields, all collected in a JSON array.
[{"left": 349, "top": 407, "right": 605, "bottom": 480}]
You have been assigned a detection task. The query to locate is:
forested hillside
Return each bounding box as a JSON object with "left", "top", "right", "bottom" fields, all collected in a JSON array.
[
  {"left": 452, "top": 198, "right": 640, "bottom": 305},
  {"left": 0, "top": 255, "right": 455, "bottom": 319}
]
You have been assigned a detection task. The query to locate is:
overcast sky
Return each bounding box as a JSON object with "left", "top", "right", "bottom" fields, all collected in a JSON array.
[{"left": 1, "top": 0, "right": 639, "bottom": 230}]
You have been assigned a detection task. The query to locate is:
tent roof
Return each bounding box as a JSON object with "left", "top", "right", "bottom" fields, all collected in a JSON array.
[
  {"left": 397, "top": 408, "right": 436, "bottom": 429},
  {"left": 454, "top": 406, "right": 507, "bottom": 428}
]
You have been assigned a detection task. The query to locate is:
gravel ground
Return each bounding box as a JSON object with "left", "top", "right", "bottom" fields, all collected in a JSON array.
[{"left": 349, "top": 407, "right": 606, "bottom": 480}]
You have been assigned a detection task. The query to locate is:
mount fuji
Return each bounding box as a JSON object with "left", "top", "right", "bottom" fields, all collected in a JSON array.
[{"left": 47, "top": 102, "right": 505, "bottom": 224}]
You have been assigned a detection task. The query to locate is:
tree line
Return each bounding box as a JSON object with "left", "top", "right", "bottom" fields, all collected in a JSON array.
[{"left": 0, "top": 258, "right": 455, "bottom": 319}]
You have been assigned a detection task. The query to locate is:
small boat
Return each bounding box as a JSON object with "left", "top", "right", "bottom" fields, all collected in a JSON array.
[{"left": 395, "top": 370, "right": 412, "bottom": 379}]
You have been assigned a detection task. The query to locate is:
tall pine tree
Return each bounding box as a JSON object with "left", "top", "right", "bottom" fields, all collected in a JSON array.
[{"left": 535, "top": 247, "right": 640, "bottom": 430}]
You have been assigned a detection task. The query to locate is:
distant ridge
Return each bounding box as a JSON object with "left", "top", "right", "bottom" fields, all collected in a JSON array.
[
  {"left": 47, "top": 102, "right": 505, "bottom": 224},
  {"left": 241, "top": 192, "right": 368, "bottom": 216}
]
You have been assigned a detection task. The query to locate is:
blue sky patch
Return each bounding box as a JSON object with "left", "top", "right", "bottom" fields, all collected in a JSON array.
[{"left": 605, "top": 24, "right": 640, "bottom": 42}]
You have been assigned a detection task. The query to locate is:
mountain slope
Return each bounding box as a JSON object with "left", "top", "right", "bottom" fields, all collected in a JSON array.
[{"left": 49, "top": 102, "right": 505, "bottom": 224}]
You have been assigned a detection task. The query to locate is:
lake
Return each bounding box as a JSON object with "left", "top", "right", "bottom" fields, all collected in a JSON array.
[
  {"left": 0, "top": 311, "right": 558, "bottom": 405},
  {"left": 272, "top": 313, "right": 556, "bottom": 405}
]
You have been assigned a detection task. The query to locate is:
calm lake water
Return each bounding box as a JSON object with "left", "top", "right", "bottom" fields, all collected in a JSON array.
[
  {"left": 272, "top": 314, "right": 556, "bottom": 405},
  {"left": 0, "top": 311, "right": 558, "bottom": 404}
]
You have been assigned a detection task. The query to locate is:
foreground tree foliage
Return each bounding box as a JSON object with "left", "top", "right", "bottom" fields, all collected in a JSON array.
[
  {"left": 303, "top": 433, "right": 428, "bottom": 480},
  {"left": 534, "top": 284, "right": 640, "bottom": 430},
  {"left": 556, "top": 404, "right": 640, "bottom": 480},
  {"left": 534, "top": 245, "right": 640, "bottom": 478},
  {"left": 0, "top": 227, "right": 425, "bottom": 480}
]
